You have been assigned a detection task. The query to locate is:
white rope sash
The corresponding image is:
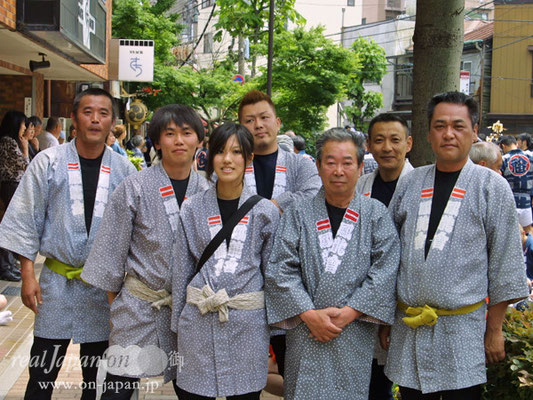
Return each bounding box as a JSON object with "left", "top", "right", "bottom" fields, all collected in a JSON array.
[
  {"left": 186, "top": 284, "right": 264, "bottom": 322},
  {"left": 124, "top": 274, "right": 172, "bottom": 310}
]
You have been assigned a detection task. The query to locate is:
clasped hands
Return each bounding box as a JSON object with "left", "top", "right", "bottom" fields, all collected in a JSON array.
[{"left": 299, "top": 306, "right": 362, "bottom": 343}]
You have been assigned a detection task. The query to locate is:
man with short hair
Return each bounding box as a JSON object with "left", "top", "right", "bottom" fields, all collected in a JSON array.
[
  {"left": 292, "top": 135, "right": 315, "bottom": 162},
  {"left": 356, "top": 113, "right": 413, "bottom": 400},
  {"left": 356, "top": 113, "right": 413, "bottom": 205},
  {"left": 384, "top": 92, "right": 528, "bottom": 399},
  {"left": 38, "top": 116, "right": 61, "bottom": 150},
  {"left": 469, "top": 141, "right": 503, "bottom": 174},
  {"left": 238, "top": 90, "right": 321, "bottom": 213},
  {"left": 239, "top": 89, "right": 322, "bottom": 379},
  {"left": 0, "top": 88, "right": 137, "bottom": 400},
  {"left": 499, "top": 134, "right": 533, "bottom": 232},
  {"left": 265, "top": 128, "right": 400, "bottom": 399}
]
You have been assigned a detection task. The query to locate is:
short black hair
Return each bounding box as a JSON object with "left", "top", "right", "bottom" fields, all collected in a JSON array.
[
  {"left": 316, "top": 127, "right": 365, "bottom": 166},
  {"left": 0, "top": 110, "right": 27, "bottom": 145},
  {"left": 499, "top": 134, "right": 517, "bottom": 147},
  {"left": 292, "top": 135, "right": 306, "bottom": 151},
  {"left": 148, "top": 104, "right": 205, "bottom": 159},
  {"left": 427, "top": 91, "right": 479, "bottom": 128},
  {"left": 72, "top": 88, "right": 117, "bottom": 120},
  {"left": 206, "top": 122, "right": 254, "bottom": 182},
  {"left": 46, "top": 116, "right": 60, "bottom": 132},
  {"left": 28, "top": 116, "right": 42, "bottom": 127},
  {"left": 368, "top": 113, "right": 410, "bottom": 140},
  {"left": 517, "top": 132, "right": 533, "bottom": 150}
]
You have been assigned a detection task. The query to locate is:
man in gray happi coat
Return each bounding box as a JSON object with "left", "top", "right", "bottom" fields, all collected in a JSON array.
[
  {"left": 239, "top": 89, "right": 322, "bottom": 378},
  {"left": 265, "top": 128, "right": 400, "bottom": 400},
  {"left": 0, "top": 88, "right": 137, "bottom": 399},
  {"left": 384, "top": 92, "right": 529, "bottom": 399}
]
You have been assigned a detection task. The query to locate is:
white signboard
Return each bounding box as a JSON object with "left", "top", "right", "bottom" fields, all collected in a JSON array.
[
  {"left": 24, "top": 97, "right": 32, "bottom": 117},
  {"left": 118, "top": 39, "right": 154, "bottom": 82},
  {"left": 460, "top": 70, "right": 470, "bottom": 95}
]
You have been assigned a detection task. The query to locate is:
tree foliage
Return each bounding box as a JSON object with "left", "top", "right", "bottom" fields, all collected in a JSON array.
[
  {"left": 112, "top": 0, "right": 181, "bottom": 64},
  {"left": 344, "top": 37, "right": 388, "bottom": 131},
  {"left": 256, "top": 27, "right": 359, "bottom": 142},
  {"left": 214, "top": 0, "right": 305, "bottom": 75}
]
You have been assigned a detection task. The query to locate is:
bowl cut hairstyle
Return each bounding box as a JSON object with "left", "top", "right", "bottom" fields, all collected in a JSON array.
[
  {"left": 206, "top": 122, "right": 254, "bottom": 182},
  {"left": 148, "top": 104, "right": 205, "bottom": 160}
]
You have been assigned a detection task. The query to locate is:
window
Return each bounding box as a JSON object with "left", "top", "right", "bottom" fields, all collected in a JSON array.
[
  {"left": 203, "top": 32, "right": 213, "bottom": 54},
  {"left": 347, "top": 0, "right": 355, "bottom": 6},
  {"left": 202, "top": 0, "right": 214, "bottom": 9}
]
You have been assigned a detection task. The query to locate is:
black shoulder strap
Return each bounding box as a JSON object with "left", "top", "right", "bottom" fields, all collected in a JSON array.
[{"left": 196, "top": 195, "right": 263, "bottom": 272}]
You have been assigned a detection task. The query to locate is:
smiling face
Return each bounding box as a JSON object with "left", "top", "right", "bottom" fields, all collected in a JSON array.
[
  {"left": 239, "top": 100, "right": 281, "bottom": 155},
  {"left": 213, "top": 134, "right": 248, "bottom": 185},
  {"left": 428, "top": 102, "right": 478, "bottom": 172},
  {"left": 317, "top": 140, "right": 361, "bottom": 203},
  {"left": 155, "top": 121, "right": 200, "bottom": 171},
  {"left": 368, "top": 121, "right": 412, "bottom": 179},
  {"left": 71, "top": 95, "right": 115, "bottom": 149}
]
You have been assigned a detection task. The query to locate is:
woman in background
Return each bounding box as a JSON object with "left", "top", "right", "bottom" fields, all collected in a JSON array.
[{"left": 0, "top": 110, "right": 29, "bottom": 281}]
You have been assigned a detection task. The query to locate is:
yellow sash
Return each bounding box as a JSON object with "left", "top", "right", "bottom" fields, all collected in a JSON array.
[
  {"left": 398, "top": 300, "right": 485, "bottom": 329},
  {"left": 45, "top": 258, "right": 85, "bottom": 282}
]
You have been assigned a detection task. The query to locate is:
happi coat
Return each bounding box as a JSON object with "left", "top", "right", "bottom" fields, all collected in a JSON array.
[
  {"left": 385, "top": 160, "right": 529, "bottom": 393},
  {"left": 82, "top": 164, "right": 209, "bottom": 380},
  {"left": 171, "top": 186, "right": 280, "bottom": 397},
  {"left": 356, "top": 160, "right": 414, "bottom": 197},
  {"left": 0, "top": 140, "right": 136, "bottom": 343},
  {"left": 265, "top": 188, "right": 400, "bottom": 400},
  {"left": 244, "top": 146, "right": 321, "bottom": 210}
]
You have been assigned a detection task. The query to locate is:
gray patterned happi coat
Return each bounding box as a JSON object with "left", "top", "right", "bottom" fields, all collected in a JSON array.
[
  {"left": 82, "top": 164, "right": 209, "bottom": 380},
  {"left": 171, "top": 186, "right": 280, "bottom": 397},
  {"left": 244, "top": 146, "right": 321, "bottom": 210},
  {"left": 0, "top": 140, "right": 136, "bottom": 343},
  {"left": 385, "top": 160, "right": 529, "bottom": 393},
  {"left": 265, "top": 188, "right": 400, "bottom": 400}
]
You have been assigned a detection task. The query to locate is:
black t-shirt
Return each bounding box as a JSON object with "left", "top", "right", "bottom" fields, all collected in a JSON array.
[
  {"left": 326, "top": 200, "right": 346, "bottom": 238},
  {"left": 371, "top": 173, "right": 399, "bottom": 207},
  {"left": 253, "top": 151, "right": 278, "bottom": 199},
  {"left": 424, "top": 168, "right": 462, "bottom": 258},
  {"left": 170, "top": 176, "right": 190, "bottom": 208},
  {"left": 217, "top": 197, "right": 240, "bottom": 248},
  {"left": 79, "top": 151, "right": 105, "bottom": 234}
]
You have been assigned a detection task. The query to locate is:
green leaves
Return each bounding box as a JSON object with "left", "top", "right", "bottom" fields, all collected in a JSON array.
[
  {"left": 344, "top": 37, "right": 388, "bottom": 131},
  {"left": 483, "top": 307, "right": 533, "bottom": 399}
]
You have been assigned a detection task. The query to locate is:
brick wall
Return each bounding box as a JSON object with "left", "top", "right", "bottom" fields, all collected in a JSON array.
[
  {"left": 0, "top": 75, "right": 32, "bottom": 120},
  {"left": 0, "top": 0, "right": 16, "bottom": 30}
]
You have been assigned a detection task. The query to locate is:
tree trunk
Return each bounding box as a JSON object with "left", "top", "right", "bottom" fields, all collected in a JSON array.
[{"left": 410, "top": 0, "right": 464, "bottom": 167}]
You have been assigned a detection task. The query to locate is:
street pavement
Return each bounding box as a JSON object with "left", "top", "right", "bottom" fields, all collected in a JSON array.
[{"left": 0, "top": 256, "right": 282, "bottom": 400}]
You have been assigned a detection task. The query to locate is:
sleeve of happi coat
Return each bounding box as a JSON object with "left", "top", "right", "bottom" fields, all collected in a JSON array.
[
  {"left": 171, "top": 208, "right": 197, "bottom": 333},
  {"left": 345, "top": 202, "right": 400, "bottom": 325},
  {"left": 264, "top": 206, "right": 315, "bottom": 326},
  {"left": 259, "top": 202, "right": 281, "bottom": 275},
  {"left": 274, "top": 156, "right": 321, "bottom": 212},
  {"left": 81, "top": 179, "right": 136, "bottom": 292},
  {"left": 0, "top": 152, "right": 50, "bottom": 260},
  {"left": 485, "top": 176, "right": 529, "bottom": 305}
]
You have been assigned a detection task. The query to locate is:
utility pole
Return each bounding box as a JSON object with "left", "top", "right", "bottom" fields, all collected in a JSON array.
[{"left": 267, "top": 0, "right": 274, "bottom": 96}]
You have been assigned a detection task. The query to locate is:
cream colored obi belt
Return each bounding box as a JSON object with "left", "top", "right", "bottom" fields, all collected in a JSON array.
[
  {"left": 124, "top": 274, "right": 172, "bottom": 310},
  {"left": 398, "top": 300, "right": 485, "bottom": 329},
  {"left": 45, "top": 258, "right": 85, "bottom": 282},
  {"left": 186, "top": 284, "right": 264, "bottom": 323}
]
